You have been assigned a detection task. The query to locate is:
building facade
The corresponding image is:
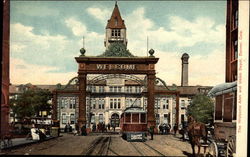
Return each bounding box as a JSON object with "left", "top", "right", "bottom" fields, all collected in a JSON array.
[{"left": 1, "top": 0, "right": 10, "bottom": 137}]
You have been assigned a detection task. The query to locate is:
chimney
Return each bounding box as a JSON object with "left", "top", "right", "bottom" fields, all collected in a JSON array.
[{"left": 181, "top": 53, "right": 189, "bottom": 86}]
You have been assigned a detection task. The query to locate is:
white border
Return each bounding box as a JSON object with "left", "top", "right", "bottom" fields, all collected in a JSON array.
[{"left": 236, "top": 1, "right": 249, "bottom": 156}]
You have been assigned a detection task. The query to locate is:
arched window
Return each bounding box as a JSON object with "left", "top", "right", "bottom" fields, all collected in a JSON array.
[{"left": 111, "top": 113, "right": 119, "bottom": 127}]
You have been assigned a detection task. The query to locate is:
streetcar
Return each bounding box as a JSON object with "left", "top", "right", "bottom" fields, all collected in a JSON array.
[
  {"left": 120, "top": 106, "right": 147, "bottom": 142},
  {"left": 207, "top": 81, "right": 237, "bottom": 157}
]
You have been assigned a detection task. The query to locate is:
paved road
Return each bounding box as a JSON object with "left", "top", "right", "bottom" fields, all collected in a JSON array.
[{"left": 2, "top": 133, "right": 207, "bottom": 156}]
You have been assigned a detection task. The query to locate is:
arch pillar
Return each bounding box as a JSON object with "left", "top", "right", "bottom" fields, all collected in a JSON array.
[
  {"left": 78, "top": 73, "right": 87, "bottom": 128},
  {"left": 147, "top": 74, "right": 156, "bottom": 128}
]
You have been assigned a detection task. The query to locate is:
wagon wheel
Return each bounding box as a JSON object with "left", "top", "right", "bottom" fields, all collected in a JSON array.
[
  {"left": 206, "top": 141, "right": 218, "bottom": 157},
  {"left": 226, "top": 136, "right": 236, "bottom": 157}
]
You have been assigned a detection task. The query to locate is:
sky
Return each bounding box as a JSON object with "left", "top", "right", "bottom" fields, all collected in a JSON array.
[{"left": 10, "top": 0, "right": 227, "bottom": 86}]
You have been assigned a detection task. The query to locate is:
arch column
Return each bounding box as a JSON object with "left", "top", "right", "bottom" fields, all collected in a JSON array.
[
  {"left": 78, "top": 73, "right": 87, "bottom": 128},
  {"left": 147, "top": 74, "right": 156, "bottom": 128}
]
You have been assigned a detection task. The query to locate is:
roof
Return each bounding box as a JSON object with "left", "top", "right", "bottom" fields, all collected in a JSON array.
[
  {"left": 208, "top": 81, "right": 237, "bottom": 97},
  {"left": 106, "top": 3, "right": 126, "bottom": 29},
  {"left": 153, "top": 85, "right": 213, "bottom": 96},
  {"left": 9, "top": 84, "right": 58, "bottom": 94}
]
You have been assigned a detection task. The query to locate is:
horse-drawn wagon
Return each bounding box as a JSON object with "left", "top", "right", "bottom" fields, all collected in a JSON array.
[{"left": 207, "top": 81, "right": 237, "bottom": 157}]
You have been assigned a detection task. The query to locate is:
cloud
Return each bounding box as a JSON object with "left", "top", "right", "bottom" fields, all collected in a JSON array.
[
  {"left": 64, "top": 17, "right": 105, "bottom": 55},
  {"left": 125, "top": 8, "right": 225, "bottom": 50},
  {"left": 86, "top": 7, "right": 110, "bottom": 24},
  {"left": 123, "top": 7, "right": 225, "bottom": 86},
  {"left": 10, "top": 58, "right": 76, "bottom": 85},
  {"left": 10, "top": 23, "right": 79, "bottom": 72},
  {"left": 65, "top": 17, "right": 87, "bottom": 36}
]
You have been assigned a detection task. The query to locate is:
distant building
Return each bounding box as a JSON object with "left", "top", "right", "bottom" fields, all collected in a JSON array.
[{"left": 9, "top": 83, "right": 54, "bottom": 125}]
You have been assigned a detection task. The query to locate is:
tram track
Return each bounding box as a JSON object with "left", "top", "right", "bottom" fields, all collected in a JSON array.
[
  {"left": 84, "top": 136, "right": 111, "bottom": 156},
  {"left": 131, "top": 142, "right": 165, "bottom": 156}
]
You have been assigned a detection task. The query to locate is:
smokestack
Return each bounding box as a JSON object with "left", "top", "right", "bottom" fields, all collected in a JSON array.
[{"left": 181, "top": 53, "right": 189, "bottom": 86}]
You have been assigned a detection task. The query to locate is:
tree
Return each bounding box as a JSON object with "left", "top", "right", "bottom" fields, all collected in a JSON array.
[
  {"left": 10, "top": 88, "right": 52, "bottom": 122},
  {"left": 187, "top": 94, "right": 214, "bottom": 124}
]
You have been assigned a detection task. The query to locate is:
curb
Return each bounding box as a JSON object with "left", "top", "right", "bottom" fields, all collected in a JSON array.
[{"left": 1, "top": 136, "right": 58, "bottom": 151}]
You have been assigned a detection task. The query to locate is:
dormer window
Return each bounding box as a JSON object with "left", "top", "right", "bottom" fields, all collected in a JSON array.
[{"left": 111, "top": 29, "right": 121, "bottom": 37}]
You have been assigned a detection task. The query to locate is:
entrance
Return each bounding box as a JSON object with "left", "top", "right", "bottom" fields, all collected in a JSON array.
[{"left": 111, "top": 113, "right": 120, "bottom": 127}]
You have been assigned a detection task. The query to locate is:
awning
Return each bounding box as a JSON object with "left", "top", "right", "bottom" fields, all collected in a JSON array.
[{"left": 208, "top": 81, "right": 237, "bottom": 97}]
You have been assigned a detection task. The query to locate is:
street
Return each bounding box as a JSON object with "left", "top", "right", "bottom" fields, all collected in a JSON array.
[{"left": 2, "top": 133, "right": 203, "bottom": 156}]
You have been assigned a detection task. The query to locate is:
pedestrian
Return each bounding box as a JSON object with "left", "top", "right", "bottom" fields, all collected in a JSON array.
[
  {"left": 81, "top": 125, "right": 87, "bottom": 136},
  {"left": 108, "top": 123, "right": 111, "bottom": 131},
  {"left": 163, "top": 124, "right": 167, "bottom": 135},
  {"left": 148, "top": 126, "right": 155, "bottom": 140},
  {"left": 174, "top": 124, "right": 178, "bottom": 136},
  {"left": 92, "top": 123, "right": 96, "bottom": 132},
  {"left": 159, "top": 125, "right": 163, "bottom": 135},
  {"left": 112, "top": 124, "right": 116, "bottom": 132},
  {"left": 101, "top": 123, "right": 105, "bottom": 133}
]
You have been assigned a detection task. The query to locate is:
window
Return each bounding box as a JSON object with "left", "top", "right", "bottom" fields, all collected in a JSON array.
[
  {"left": 92, "top": 86, "right": 96, "bottom": 92},
  {"left": 118, "top": 87, "right": 122, "bottom": 92},
  {"left": 99, "top": 99, "right": 102, "bottom": 109},
  {"left": 233, "top": 40, "right": 238, "bottom": 60},
  {"left": 135, "top": 86, "right": 141, "bottom": 93},
  {"left": 99, "top": 86, "right": 104, "bottom": 93},
  {"left": 114, "top": 99, "right": 117, "bottom": 109},
  {"left": 114, "top": 86, "right": 117, "bottom": 92},
  {"left": 62, "top": 113, "right": 67, "bottom": 124},
  {"left": 181, "top": 100, "right": 185, "bottom": 109},
  {"left": 70, "top": 114, "right": 75, "bottom": 124},
  {"left": 110, "top": 99, "right": 113, "bottom": 109},
  {"left": 91, "top": 114, "right": 95, "bottom": 124},
  {"left": 102, "top": 99, "right": 105, "bottom": 109},
  {"left": 132, "top": 113, "right": 139, "bottom": 123},
  {"left": 155, "top": 114, "right": 160, "bottom": 125},
  {"left": 154, "top": 99, "right": 160, "bottom": 109},
  {"left": 125, "top": 113, "right": 131, "bottom": 123},
  {"left": 163, "top": 114, "right": 168, "bottom": 124},
  {"left": 163, "top": 99, "right": 169, "bottom": 109},
  {"left": 92, "top": 99, "right": 96, "bottom": 109},
  {"left": 109, "top": 86, "right": 113, "bottom": 92},
  {"left": 141, "top": 113, "right": 146, "bottom": 123},
  {"left": 111, "top": 29, "right": 121, "bottom": 37},
  {"left": 118, "top": 99, "right": 121, "bottom": 109},
  {"left": 99, "top": 114, "right": 103, "bottom": 123},
  {"left": 61, "top": 99, "right": 65, "bottom": 109},
  {"left": 234, "top": 10, "right": 238, "bottom": 28}
]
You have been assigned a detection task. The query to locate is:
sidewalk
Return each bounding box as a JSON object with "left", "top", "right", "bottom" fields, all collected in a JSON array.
[{"left": 0, "top": 136, "right": 56, "bottom": 150}]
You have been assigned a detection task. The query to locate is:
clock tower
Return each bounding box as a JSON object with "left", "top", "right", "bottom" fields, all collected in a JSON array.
[{"left": 104, "top": 2, "right": 127, "bottom": 49}]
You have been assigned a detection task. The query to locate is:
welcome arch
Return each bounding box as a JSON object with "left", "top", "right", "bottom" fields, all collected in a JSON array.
[{"left": 75, "top": 56, "right": 159, "bottom": 129}]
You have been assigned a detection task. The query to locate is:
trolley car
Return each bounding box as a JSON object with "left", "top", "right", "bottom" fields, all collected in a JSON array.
[
  {"left": 120, "top": 106, "right": 147, "bottom": 142},
  {"left": 207, "top": 81, "right": 237, "bottom": 157}
]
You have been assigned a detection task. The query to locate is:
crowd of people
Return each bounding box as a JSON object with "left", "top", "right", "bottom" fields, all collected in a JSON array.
[
  {"left": 158, "top": 123, "right": 172, "bottom": 135},
  {"left": 91, "top": 122, "right": 116, "bottom": 133}
]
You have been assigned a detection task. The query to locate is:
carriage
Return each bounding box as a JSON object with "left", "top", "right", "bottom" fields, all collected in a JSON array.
[
  {"left": 207, "top": 81, "right": 237, "bottom": 157},
  {"left": 120, "top": 106, "right": 147, "bottom": 142}
]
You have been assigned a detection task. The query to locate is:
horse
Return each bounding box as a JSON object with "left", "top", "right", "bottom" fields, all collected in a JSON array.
[{"left": 187, "top": 116, "right": 208, "bottom": 157}]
